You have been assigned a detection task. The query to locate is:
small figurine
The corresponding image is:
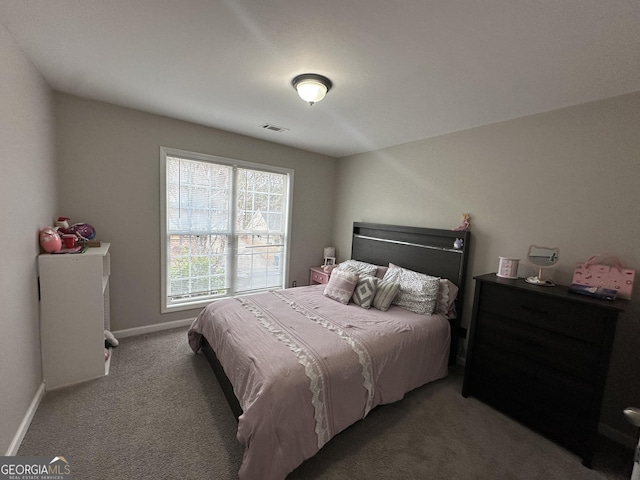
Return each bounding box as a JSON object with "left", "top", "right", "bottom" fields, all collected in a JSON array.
[
  {"left": 453, "top": 238, "right": 464, "bottom": 249},
  {"left": 452, "top": 213, "right": 470, "bottom": 231},
  {"left": 55, "top": 216, "right": 71, "bottom": 234}
]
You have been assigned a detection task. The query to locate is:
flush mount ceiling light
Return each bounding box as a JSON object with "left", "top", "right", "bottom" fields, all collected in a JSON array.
[{"left": 292, "top": 73, "right": 332, "bottom": 106}]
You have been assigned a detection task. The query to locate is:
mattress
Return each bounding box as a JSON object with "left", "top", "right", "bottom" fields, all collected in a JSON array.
[{"left": 188, "top": 284, "right": 450, "bottom": 480}]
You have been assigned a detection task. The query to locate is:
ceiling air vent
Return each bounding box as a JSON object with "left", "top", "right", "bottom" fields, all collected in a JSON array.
[{"left": 260, "top": 123, "right": 289, "bottom": 133}]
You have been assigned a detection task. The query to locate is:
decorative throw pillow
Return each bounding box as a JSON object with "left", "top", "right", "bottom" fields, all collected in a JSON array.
[
  {"left": 383, "top": 264, "right": 440, "bottom": 315},
  {"left": 434, "top": 279, "right": 460, "bottom": 318},
  {"left": 375, "top": 265, "right": 388, "bottom": 279},
  {"left": 323, "top": 269, "right": 359, "bottom": 305},
  {"left": 372, "top": 280, "right": 401, "bottom": 311},
  {"left": 336, "top": 259, "right": 378, "bottom": 277},
  {"left": 352, "top": 276, "right": 379, "bottom": 309}
]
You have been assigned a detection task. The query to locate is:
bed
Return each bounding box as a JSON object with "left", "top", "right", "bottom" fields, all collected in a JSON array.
[{"left": 188, "top": 222, "right": 471, "bottom": 479}]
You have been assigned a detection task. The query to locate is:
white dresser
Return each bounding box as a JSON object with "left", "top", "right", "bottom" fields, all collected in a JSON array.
[{"left": 38, "top": 243, "right": 111, "bottom": 390}]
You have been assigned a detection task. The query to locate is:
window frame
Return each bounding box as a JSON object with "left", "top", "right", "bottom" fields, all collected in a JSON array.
[{"left": 160, "top": 146, "right": 294, "bottom": 313}]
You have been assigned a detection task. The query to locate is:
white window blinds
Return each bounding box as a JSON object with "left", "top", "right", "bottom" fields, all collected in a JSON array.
[{"left": 161, "top": 148, "right": 292, "bottom": 312}]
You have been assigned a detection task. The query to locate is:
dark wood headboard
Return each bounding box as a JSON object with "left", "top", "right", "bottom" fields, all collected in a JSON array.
[{"left": 351, "top": 222, "right": 471, "bottom": 364}]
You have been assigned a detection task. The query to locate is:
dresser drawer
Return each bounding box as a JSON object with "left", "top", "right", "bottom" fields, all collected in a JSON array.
[
  {"left": 471, "top": 341, "right": 595, "bottom": 412},
  {"left": 478, "top": 282, "right": 607, "bottom": 344},
  {"left": 468, "top": 367, "right": 588, "bottom": 456},
  {"left": 474, "top": 312, "right": 600, "bottom": 380}
]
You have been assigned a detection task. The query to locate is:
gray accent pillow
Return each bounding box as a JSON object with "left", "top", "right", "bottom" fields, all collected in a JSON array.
[
  {"left": 323, "top": 269, "right": 359, "bottom": 304},
  {"left": 352, "top": 276, "right": 379, "bottom": 309},
  {"left": 372, "top": 280, "right": 401, "bottom": 311},
  {"left": 383, "top": 264, "right": 440, "bottom": 315}
]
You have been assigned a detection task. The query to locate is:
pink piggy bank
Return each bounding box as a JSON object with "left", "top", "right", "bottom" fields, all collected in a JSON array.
[{"left": 39, "top": 227, "right": 62, "bottom": 253}]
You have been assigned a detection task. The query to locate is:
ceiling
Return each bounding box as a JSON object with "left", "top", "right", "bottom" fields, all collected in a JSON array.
[{"left": 1, "top": 1, "right": 639, "bottom": 158}]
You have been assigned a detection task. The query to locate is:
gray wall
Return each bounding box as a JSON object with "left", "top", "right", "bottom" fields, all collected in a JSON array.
[
  {"left": 0, "top": 24, "right": 57, "bottom": 454},
  {"left": 333, "top": 91, "right": 640, "bottom": 438},
  {"left": 54, "top": 93, "right": 337, "bottom": 331}
]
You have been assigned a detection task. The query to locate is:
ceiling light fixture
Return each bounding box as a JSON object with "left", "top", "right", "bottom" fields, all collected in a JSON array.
[{"left": 292, "top": 73, "right": 332, "bottom": 106}]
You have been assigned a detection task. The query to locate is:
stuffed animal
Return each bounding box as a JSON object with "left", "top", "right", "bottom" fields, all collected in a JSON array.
[
  {"left": 322, "top": 264, "right": 337, "bottom": 274},
  {"left": 68, "top": 223, "right": 96, "bottom": 240},
  {"left": 39, "top": 227, "right": 62, "bottom": 253},
  {"left": 104, "top": 330, "right": 119, "bottom": 348}
]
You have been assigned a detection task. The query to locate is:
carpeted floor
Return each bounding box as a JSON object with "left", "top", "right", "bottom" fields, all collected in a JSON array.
[{"left": 18, "top": 327, "right": 634, "bottom": 479}]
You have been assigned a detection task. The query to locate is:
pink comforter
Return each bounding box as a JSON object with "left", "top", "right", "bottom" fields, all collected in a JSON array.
[{"left": 188, "top": 285, "right": 450, "bottom": 480}]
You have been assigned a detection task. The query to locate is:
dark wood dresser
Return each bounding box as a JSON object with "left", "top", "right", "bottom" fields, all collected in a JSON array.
[{"left": 462, "top": 273, "right": 625, "bottom": 467}]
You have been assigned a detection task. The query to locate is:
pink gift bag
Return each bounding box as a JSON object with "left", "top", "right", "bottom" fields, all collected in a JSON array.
[{"left": 572, "top": 255, "right": 635, "bottom": 299}]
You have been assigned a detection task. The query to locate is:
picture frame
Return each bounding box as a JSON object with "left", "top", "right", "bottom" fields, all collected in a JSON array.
[{"left": 323, "top": 256, "right": 335, "bottom": 266}]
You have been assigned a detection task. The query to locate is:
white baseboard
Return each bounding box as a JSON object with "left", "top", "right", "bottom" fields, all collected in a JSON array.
[
  {"left": 112, "top": 318, "right": 194, "bottom": 339},
  {"left": 6, "top": 382, "right": 45, "bottom": 456}
]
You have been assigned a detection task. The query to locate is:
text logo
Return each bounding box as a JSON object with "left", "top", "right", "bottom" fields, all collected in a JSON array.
[{"left": 0, "top": 456, "right": 72, "bottom": 479}]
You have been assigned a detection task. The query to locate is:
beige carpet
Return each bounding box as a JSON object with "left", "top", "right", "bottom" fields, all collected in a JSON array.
[{"left": 18, "top": 327, "right": 633, "bottom": 479}]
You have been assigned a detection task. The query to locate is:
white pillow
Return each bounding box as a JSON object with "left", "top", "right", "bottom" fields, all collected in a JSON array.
[
  {"left": 336, "top": 259, "right": 378, "bottom": 277},
  {"left": 383, "top": 263, "right": 440, "bottom": 315}
]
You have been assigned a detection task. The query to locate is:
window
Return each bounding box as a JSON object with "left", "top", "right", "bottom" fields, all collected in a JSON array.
[{"left": 160, "top": 147, "right": 293, "bottom": 312}]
